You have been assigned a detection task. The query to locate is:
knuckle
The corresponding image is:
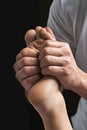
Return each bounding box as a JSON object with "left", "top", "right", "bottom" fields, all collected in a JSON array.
[
  {"left": 64, "top": 42, "right": 70, "bottom": 48},
  {"left": 47, "top": 66, "right": 53, "bottom": 72},
  {"left": 21, "top": 49, "right": 26, "bottom": 57},
  {"left": 63, "top": 46, "right": 71, "bottom": 55},
  {"left": 65, "top": 50, "right": 71, "bottom": 55},
  {"left": 45, "top": 40, "right": 51, "bottom": 47},
  {"left": 61, "top": 67, "right": 68, "bottom": 75},
  {"left": 21, "top": 58, "right": 28, "bottom": 65},
  {"left": 44, "top": 56, "right": 51, "bottom": 63},
  {"left": 22, "top": 67, "right": 29, "bottom": 75},
  {"left": 43, "top": 48, "right": 49, "bottom": 55},
  {"left": 64, "top": 57, "right": 70, "bottom": 64},
  {"left": 15, "top": 73, "right": 21, "bottom": 81},
  {"left": 21, "top": 48, "right": 28, "bottom": 57}
]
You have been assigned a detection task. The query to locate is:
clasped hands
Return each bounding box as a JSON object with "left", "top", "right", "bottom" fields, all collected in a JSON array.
[
  {"left": 13, "top": 26, "right": 75, "bottom": 130},
  {"left": 13, "top": 25, "right": 64, "bottom": 112},
  {"left": 13, "top": 25, "right": 80, "bottom": 111},
  {"left": 24, "top": 26, "right": 63, "bottom": 109}
]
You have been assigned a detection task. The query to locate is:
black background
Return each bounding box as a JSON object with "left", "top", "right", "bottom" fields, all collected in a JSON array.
[{"left": 2, "top": 0, "right": 80, "bottom": 130}]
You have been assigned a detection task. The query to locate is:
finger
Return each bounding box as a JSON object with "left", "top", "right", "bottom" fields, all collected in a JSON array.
[
  {"left": 40, "top": 40, "right": 65, "bottom": 53},
  {"left": 41, "top": 66, "right": 62, "bottom": 78},
  {"left": 14, "top": 57, "right": 39, "bottom": 71},
  {"left": 24, "top": 29, "right": 36, "bottom": 46},
  {"left": 16, "top": 47, "right": 38, "bottom": 62},
  {"left": 39, "top": 47, "right": 63, "bottom": 61},
  {"left": 16, "top": 66, "right": 40, "bottom": 79},
  {"left": 40, "top": 56, "right": 65, "bottom": 68}
]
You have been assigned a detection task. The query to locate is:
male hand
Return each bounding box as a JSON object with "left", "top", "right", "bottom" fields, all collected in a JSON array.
[
  {"left": 13, "top": 29, "right": 41, "bottom": 92},
  {"left": 39, "top": 29, "right": 82, "bottom": 90}
]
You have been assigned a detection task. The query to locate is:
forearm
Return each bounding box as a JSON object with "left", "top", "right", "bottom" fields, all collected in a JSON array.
[
  {"left": 27, "top": 76, "right": 73, "bottom": 130},
  {"left": 39, "top": 86, "right": 73, "bottom": 130},
  {"left": 40, "top": 94, "right": 73, "bottom": 130},
  {"left": 71, "top": 70, "right": 87, "bottom": 99}
]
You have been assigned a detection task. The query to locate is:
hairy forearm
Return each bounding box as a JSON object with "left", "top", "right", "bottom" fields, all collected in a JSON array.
[{"left": 71, "top": 70, "right": 87, "bottom": 99}]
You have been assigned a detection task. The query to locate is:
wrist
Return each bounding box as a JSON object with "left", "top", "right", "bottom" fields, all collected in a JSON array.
[{"left": 71, "top": 69, "right": 87, "bottom": 99}]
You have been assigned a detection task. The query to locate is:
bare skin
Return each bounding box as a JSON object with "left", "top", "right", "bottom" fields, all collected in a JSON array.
[
  {"left": 28, "top": 76, "right": 73, "bottom": 130},
  {"left": 13, "top": 26, "right": 73, "bottom": 130},
  {"left": 24, "top": 27, "right": 73, "bottom": 130},
  {"left": 13, "top": 25, "right": 87, "bottom": 129},
  {"left": 38, "top": 35, "right": 87, "bottom": 99}
]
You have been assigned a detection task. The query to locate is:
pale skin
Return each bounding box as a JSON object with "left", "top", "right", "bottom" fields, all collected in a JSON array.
[{"left": 13, "top": 26, "right": 87, "bottom": 130}]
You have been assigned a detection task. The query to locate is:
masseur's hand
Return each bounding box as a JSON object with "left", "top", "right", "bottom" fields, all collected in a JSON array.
[
  {"left": 13, "top": 29, "right": 41, "bottom": 92},
  {"left": 39, "top": 34, "right": 83, "bottom": 91},
  {"left": 13, "top": 26, "right": 56, "bottom": 92}
]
